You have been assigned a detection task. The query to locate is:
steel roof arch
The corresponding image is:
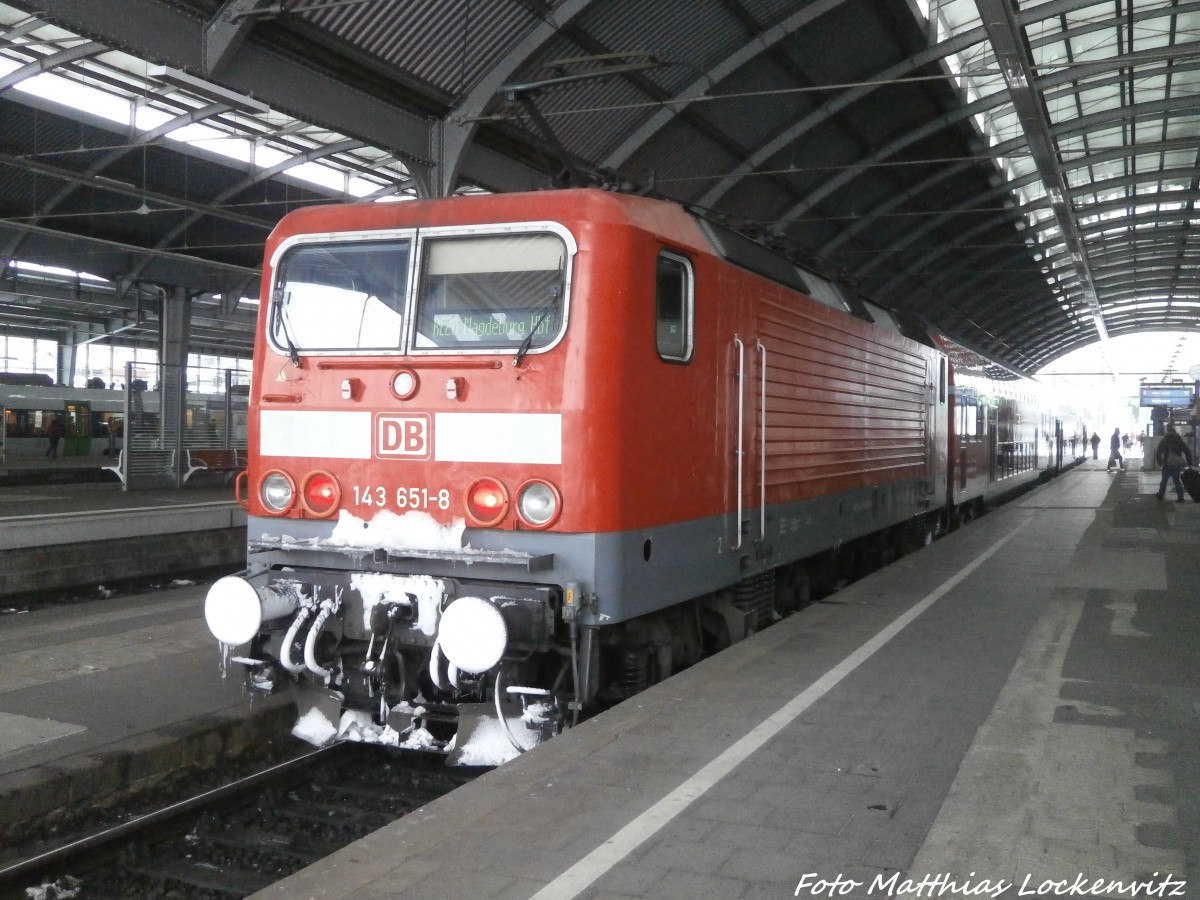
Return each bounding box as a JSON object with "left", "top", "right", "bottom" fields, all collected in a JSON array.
[{"left": 0, "top": 0, "right": 1198, "bottom": 371}]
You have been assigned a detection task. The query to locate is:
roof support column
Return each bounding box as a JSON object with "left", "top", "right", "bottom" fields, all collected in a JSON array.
[
  {"left": 159, "top": 285, "right": 191, "bottom": 374},
  {"left": 160, "top": 285, "right": 191, "bottom": 486},
  {"left": 55, "top": 342, "right": 75, "bottom": 387}
]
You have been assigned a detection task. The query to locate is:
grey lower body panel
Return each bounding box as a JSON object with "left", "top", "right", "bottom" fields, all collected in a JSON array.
[{"left": 245, "top": 476, "right": 930, "bottom": 627}]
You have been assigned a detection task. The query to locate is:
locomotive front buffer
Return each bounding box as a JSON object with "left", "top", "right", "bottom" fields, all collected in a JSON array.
[{"left": 205, "top": 566, "right": 564, "bottom": 764}]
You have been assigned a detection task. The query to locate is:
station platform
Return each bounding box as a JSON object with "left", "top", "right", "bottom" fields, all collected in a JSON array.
[
  {"left": 0, "top": 461, "right": 245, "bottom": 601},
  {"left": 1, "top": 458, "right": 1195, "bottom": 899},
  {"left": 0, "top": 452, "right": 124, "bottom": 487}
]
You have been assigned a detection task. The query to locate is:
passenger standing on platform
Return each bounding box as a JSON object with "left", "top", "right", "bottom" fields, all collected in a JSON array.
[
  {"left": 1089, "top": 431, "right": 1100, "bottom": 459},
  {"left": 1107, "top": 428, "right": 1125, "bottom": 471},
  {"left": 45, "top": 417, "right": 62, "bottom": 459},
  {"left": 1154, "top": 426, "right": 1192, "bottom": 502}
]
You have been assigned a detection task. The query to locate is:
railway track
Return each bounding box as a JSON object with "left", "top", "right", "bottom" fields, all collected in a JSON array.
[{"left": 2, "top": 744, "right": 480, "bottom": 899}]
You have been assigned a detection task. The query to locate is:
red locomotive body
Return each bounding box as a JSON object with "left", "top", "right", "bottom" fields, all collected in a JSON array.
[{"left": 205, "top": 189, "right": 1059, "bottom": 762}]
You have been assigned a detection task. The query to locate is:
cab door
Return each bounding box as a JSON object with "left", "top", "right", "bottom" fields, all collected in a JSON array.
[{"left": 730, "top": 332, "right": 768, "bottom": 558}]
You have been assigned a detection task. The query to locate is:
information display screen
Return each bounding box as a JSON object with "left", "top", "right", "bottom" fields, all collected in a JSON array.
[{"left": 1139, "top": 384, "right": 1196, "bottom": 407}]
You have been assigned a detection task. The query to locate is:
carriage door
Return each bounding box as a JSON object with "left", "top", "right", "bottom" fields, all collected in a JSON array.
[
  {"left": 64, "top": 401, "right": 90, "bottom": 457},
  {"left": 985, "top": 403, "right": 998, "bottom": 482},
  {"left": 925, "top": 356, "right": 945, "bottom": 496}
]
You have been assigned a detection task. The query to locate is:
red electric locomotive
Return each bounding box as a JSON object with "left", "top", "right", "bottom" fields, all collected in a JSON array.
[{"left": 205, "top": 189, "right": 1056, "bottom": 763}]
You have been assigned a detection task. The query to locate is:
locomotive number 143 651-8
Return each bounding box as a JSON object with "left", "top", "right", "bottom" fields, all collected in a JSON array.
[{"left": 350, "top": 485, "right": 452, "bottom": 511}]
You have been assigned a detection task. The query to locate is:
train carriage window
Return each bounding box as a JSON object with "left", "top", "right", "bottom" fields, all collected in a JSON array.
[
  {"left": 656, "top": 251, "right": 694, "bottom": 362},
  {"left": 413, "top": 233, "right": 567, "bottom": 352},
  {"left": 271, "top": 240, "right": 411, "bottom": 352}
]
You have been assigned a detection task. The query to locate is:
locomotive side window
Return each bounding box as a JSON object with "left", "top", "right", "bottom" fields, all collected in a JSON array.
[
  {"left": 655, "top": 251, "right": 694, "bottom": 362},
  {"left": 413, "top": 233, "right": 566, "bottom": 352},
  {"left": 271, "top": 241, "right": 411, "bottom": 352}
]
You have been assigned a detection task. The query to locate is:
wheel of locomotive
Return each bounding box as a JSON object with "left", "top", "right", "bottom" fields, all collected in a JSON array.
[
  {"left": 901, "top": 520, "right": 934, "bottom": 555},
  {"left": 793, "top": 567, "right": 813, "bottom": 611},
  {"left": 773, "top": 564, "right": 812, "bottom": 616},
  {"left": 935, "top": 510, "right": 950, "bottom": 538},
  {"left": 870, "top": 529, "right": 900, "bottom": 569},
  {"left": 807, "top": 549, "right": 840, "bottom": 596}
]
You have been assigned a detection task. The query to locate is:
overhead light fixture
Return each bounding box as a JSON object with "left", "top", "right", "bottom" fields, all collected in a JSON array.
[
  {"left": 147, "top": 65, "right": 270, "bottom": 114},
  {"left": 1001, "top": 59, "right": 1027, "bottom": 90}
]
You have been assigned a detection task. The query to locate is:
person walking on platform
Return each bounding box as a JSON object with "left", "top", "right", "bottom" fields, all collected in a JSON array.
[
  {"left": 1107, "top": 427, "right": 1125, "bottom": 471},
  {"left": 1089, "top": 430, "right": 1100, "bottom": 460},
  {"left": 45, "top": 417, "right": 62, "bottom": 459},
  {"left": 1154, "top": 426, "right": 1193, "bottom": 502}
]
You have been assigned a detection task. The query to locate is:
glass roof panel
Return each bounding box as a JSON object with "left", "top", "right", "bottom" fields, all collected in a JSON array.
[
  {"left": 0, "top": 12, "right": 413, "bottom": 202},
  {"left": 938, "top": 0, "right": 982, "bottom": 33},
  {"left": 1165, "top": 116, "right": 1200, "bottom": 139},
  {"left": 1082, "top": 128, "right": 1128, "bottom": 149}
]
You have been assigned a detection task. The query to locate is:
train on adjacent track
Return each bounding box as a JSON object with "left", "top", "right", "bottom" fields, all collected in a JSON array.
[
  {"left": 1, "top": 380, "right": 126, "bottom": 460},
  {"left": 0, "top": 381, "right": 249, "bottom": 463},
  {"left": 204, "top": 189, "right": 1083, "bottom": 764}
]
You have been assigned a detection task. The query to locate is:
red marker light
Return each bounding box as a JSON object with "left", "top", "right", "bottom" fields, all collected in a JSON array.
[
  {"left": 302, "top": 471, "right": 340, "bottom": 517},
  {"left": 467, "top": 477, "right": 509, "bottom": 526}
]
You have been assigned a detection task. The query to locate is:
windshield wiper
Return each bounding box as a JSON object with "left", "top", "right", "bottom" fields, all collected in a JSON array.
[
  {"left": 513, "top": 281, "right": 561, "bottom": 368},
  {"left": 272, "top": 289, "right": 301, "bottom": 366}
]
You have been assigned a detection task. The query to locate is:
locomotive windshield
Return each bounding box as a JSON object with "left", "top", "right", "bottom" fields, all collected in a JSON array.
[
  {"left": 413, "top": 233, "right": 566, "bottom": 351},
  {"left": 269, "top": 230, "right": 568, "bottom": 356},
  {"left": 271, "top": 240, "right": 411, "bottom": 352}
]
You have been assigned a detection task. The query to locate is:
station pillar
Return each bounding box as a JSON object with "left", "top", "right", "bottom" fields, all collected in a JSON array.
[{"left": 160, "top": 286, "right": 191, "bottom": 483}]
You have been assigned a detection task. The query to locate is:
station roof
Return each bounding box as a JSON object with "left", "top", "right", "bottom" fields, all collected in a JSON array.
[{"left": 1, "top": 0, "right": 1197, "bottom": 371}]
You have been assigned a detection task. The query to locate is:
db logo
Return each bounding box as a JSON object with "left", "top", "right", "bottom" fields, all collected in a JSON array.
[{"left": 376, "top": 414, "right": 431, "bottom": 459}]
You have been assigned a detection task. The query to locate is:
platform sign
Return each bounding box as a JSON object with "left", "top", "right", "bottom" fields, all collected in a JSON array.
[{"left": 1139, "top": 383, "right": 1196, "bottom": 407}]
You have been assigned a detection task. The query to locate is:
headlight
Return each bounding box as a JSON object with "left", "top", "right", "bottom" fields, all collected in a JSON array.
[
  {"left": 391, "top": 368, "right": 419, "bottom": 400},
  {"left": 260, "top": 471, "right": 295, "bottom": 513},
  {"left": 517, "top": 480, "right": 560, "bottom": 528}
]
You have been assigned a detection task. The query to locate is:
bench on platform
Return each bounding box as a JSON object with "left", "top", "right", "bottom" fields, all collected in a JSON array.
[
  {"left": 101, "top": 448, "right": 176, "bottom": 485},
  {"left": 100, "top": 450, "right": 124, "bottom": 483},
  {"left": 183, "top": 448, "right": 246, "bottom": 484}
]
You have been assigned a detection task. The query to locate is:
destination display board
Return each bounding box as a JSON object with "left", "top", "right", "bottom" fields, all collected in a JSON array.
[{"left": 1139, "top": 383, "right": 1196, "bottom": 407}]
